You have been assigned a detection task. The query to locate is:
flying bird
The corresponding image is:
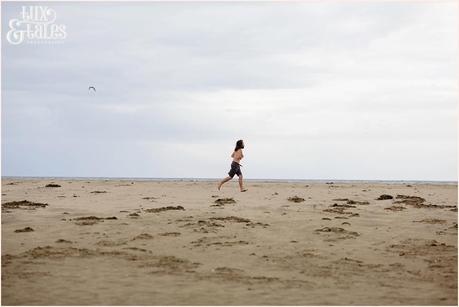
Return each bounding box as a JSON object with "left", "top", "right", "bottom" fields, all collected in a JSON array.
[{"left": 88, "top": 86, "right": 96, "bottom": 92}]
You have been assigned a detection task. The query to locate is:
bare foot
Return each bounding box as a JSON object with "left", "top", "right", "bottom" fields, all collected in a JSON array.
[
  {"left": 241, "top": 189, "right": 248, "bottom": 192},
  {"left": 218, "top": 183, "right": 222, "bottom": 191}
]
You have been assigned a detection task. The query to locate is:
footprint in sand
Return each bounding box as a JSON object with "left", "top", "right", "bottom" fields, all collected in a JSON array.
[
  {"left": 413, "top": 218, "right": 446, "bottom": 224},
  {"left": 191, "top": 236, "right": 250, "bottom": 248},
  {"left": 132, "top": 233, "right": 154, "bottom": 240},
  {"left": 210, "top": 216, "right": 251, "bottom": 223},
  {"left": 71, "top": 216, "right": 117, "bottom": 226},
  {"left": 314, "top": 227, "right": 360, "bottom": 241},
  {"left": 213, "top": 266, "right": 244, "bottom": 275},
  {"left": 385, "top": 206, "right": 406, "bottom": 212},
  {"left": 96, "top": 239, "right": 128, "bottom": 247}
]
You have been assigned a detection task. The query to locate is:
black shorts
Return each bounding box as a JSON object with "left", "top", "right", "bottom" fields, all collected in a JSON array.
[{"left": 228, "top": 161, "right": 242, "bottom": 178}]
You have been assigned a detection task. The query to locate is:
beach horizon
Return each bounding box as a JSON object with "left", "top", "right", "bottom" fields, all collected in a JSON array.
[{"left": 2, "top": 176, "right": 457, "bottom": 185}]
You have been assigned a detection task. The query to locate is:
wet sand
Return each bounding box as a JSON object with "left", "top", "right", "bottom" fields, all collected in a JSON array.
[{"left": 1, "top": 179, "right": 457, "bottom": 305}]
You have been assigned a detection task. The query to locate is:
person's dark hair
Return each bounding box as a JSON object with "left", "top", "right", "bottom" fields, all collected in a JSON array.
[{"left": 234, "top": 139, "right": 244, "bottom": 151}]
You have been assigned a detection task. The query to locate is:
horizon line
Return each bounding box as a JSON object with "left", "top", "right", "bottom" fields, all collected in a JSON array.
[{"left": 1, "top": 175, "right": 457, "bottom": 184}]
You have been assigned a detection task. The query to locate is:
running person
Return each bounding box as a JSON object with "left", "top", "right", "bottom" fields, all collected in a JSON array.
[{"left": 218, "top": 140, "right": 247, "bottom": 192}]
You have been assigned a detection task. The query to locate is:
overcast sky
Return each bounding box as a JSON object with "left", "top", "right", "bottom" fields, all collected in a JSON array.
[{"left": 2, "top": 1, "right": 458, "bottom": 180}]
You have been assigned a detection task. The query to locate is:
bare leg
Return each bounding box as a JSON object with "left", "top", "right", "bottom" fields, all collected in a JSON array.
[
  {"left": 239, "top": 175, "right": 247, "bottom": 192},
  {"left": 218, "top": 176, "right": 232, "bottom": 190}
]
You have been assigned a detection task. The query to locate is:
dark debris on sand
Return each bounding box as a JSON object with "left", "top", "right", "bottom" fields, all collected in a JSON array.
[
  {"left": 394, "top": 194, "right": 457, "bottom": 209},
  {"left": 333, "top": 198, "right": 369, "bottom": 205},
  {"left": 346, "top": 200, "right": 369, "bottom": 205},
  {"left": 315, "top": 227, "right": 354, "bottom": 234},
  {"left": 385, "top": 206, "right": 406, "bottom": 211},
  {"left": 14, "top": 227, "right": 34, "bottom": 233},
  {"left": 376, "top": 194, "right": 393, "bottom": 200},
  {"left": 2, "top": 200, "right": 48, "bottom": 210},
  {"left": 70, "top": 216, "right": 117, "bottom": 226},
  {"left": 288, "top": 196, "right": 305, "bottom": 203},
  {"left": 75, "top": 221, "right": 98, "bottom": 226},
  {"left": 213, "top": 198, "right": 236, "bottom": 206},
  {"left": 323, "top": 207, "right": 350, "bottom": 214},
  {"left": 45, "top": 183, "right": 61, "bottom": 188},
  {"left": 73, "top": 216, "right": 117, "bottom": 221},
  {"left": 144, "top": 206, "right": 185, "bottom": 213},
  {"left": 394, "top": 194, "right": 425, "bottom": 204},
  {"left": 413, "top": 218, "right": 447, "bottom": 224},
  {"left": 323, "top": 204, "right": 359, "bottom": 216},
  {"left": 210, "top": 216, "right": 251, "bottom": 223},
  {"left": 132, "top": 233, "right": 154, "bottom": 240},
  {"left": 331, "top": 203, "right": 356, "bottom": 208},
  {"left": 158, "top": 232, "right": 181, "bottom": 237},
  {"left": 179, "top": 219, "right": 225, "bottom": 233},
  {"left": 55, "top": 239, "right": 72, "bottom": 243},
  {"left": 314, "top": 227, "right": 359, "bottom": 237}
]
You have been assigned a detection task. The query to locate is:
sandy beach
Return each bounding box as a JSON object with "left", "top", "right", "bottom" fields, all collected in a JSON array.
[{"left": 1, "top": 179, "right": 457, "bottom": 305}]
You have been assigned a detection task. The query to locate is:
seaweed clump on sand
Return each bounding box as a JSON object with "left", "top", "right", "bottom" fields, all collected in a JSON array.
[
  {"left": 346, "top": 200, "right": 369, "bottom": 205},
  {"left": 73, "top": 216, "right": 117, "bottom": 221},
  {"left": 213, "top": 198, "right": 236, "bottom": 206},
  {"left": 288, "top": 196, "right": 305, "bottom": 203},
  {"left": 385, "top": 206, "right": 406, "bottom": 212},
  {"left": 2, "top": 200, "right": 48, "bottom": 211},
  {"left": 71, "top": 216, "right": 117, "bottom": 226},
  {"left": 333, "top": 198, "right": 369, "bottom": 205},
  {"left": 15, "top": 227, "right": 34, "bottom": 233},
  {"left": 314, "top": 227, "right": 360, "bottom": 240},
  {"left": 394, "top": 195, "right": 425, "bottom": 206},
  {"left": 144, "top": 206, "right": 185, "bottom": 213},
  {"left": 394, "top": 195, "right": 457, "bottom": 210},
  {"left": 45, "top": 183, "right": 61, "bottom": 188},
  {"left": 210, "top": 216, "right": 251, "bottom": 223},
  {"left": 376, "top": 194, "right": 393, "bottom": 200}
]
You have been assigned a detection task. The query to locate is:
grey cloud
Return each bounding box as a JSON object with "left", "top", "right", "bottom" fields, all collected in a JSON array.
[{"left": 2, "top": 1, "right": 457, "bottom": 180}]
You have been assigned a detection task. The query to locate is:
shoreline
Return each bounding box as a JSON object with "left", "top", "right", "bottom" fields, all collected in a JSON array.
[{"left": 2, "top": 176, "right": 457, "bottom": 185}]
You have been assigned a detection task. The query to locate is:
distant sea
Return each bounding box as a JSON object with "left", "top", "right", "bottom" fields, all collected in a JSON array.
[{"left": 1, "top": 176, "right": 457, "bottom": 185}]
